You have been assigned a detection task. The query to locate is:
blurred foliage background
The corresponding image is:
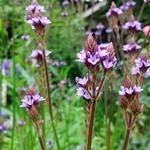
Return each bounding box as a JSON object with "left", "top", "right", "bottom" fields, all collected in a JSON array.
[{"left": 0, "top": 0, "right": 150, "bottom": 150}]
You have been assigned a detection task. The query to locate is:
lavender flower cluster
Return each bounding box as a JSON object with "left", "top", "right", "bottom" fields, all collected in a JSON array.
[
  {"left": 76, "top": 34, "right": 117, "bottom": 100},
  {"left": 20, "top": 86, "right": 44, "bottom": 110},
  {"left": 25, "top": 0, "right": 51, "bottom": 30},
  {"left": 77, "top": 38, "right": 117, "bottom": 70},
  {"left": 131, "top": 54, "right": 150, "bottom": 78},
  {"left": 120, "top": 0, "right": 136, "bottom": 12}
]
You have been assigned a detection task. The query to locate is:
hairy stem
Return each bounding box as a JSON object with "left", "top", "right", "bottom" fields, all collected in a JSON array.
[
  {"left": 35, "top": 121, "right": 45, "bottom": 150},
  {"left": 86, "top": 99, "right": 96, "bottom": 150},
  {"left": 122, "top": 128, "right": 131, "bottom": 150}
]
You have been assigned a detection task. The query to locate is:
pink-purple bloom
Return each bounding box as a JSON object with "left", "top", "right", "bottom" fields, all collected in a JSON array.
[
  {"left": 76, "top": 42, "right": 117, "bottom": 70},
  {"left": 21, "top": 34, "right": 30, "bottom": 40},
  {"left": 96, "top": 23, "right": 104, "bottom": 30},
  {"left": 131, "top": 57, "right": 150, "bottom": 76},
  {"left": 119, "top": 85, "right": 143, "bottom": 96},
  {"left": 106, "top": 27, "right": 113, "bottom": 33},
  {"left": 60, "top": 11, "right": 69, "bottom": 17},
  {"left": 20, "top": 87, "right": 44, "bottom": 110},
  {"left": 106, "top": 5, "right": 123, "bottom": 17},
  {"left": 62, "top": 0, "right": 69, "bottom": 6},
  {"left": 25, "top": 1, "right": 51, "bottom": 30},
  {"left": 76, "top": 87, "right": 91, "bottom": 100},
  {"left": 123, "top": 43, "right": 141, "bottom": 53},
  {"left": 123, "top": 17, "right": 141, "bottom": 32}
]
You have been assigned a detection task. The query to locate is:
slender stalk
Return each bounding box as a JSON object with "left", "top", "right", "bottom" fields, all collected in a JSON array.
[
  {"left": 86, "top": 99, "right": 96, "bottom": 150},
  {"left": 86, "top": 72, "right": 106, "bottom": 150},
  {"left": 106, "top": 77, "right": 114, "bottom": 150},
  {"left": 137, "top": 3, "right": 145, "bottom": 21},
  {"left": 122, "top": 128, "right": 131, "bottom": 150},
  {"left": 35, "top": 121, "right": 45, "bottom": 150},
  {"left": 42, "top": 50, "right": 61, "bottom": 150},
  {"left": 136, "top": 27, "right": 150, "bottom": 58}
]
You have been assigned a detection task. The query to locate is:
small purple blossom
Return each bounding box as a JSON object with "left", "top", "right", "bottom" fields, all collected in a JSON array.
[
  {"left": 48, "top": 140, "right": 54, "bottom": 148},
  {"left": 123, "top": 43, "right": 141, "bottom": 53},
  {"left": 96, "top": 23, "right": 104, "bottom": 30},
  {"left": 21, "top": 34, "right": 30, "bottom": 40},
  {"left": 144, "top": 68, "right": 150, "bottom": 78},
  {"left": 26, "top": 16, "right": 51, "bottom": 29},
  {"left": 106, "top": 7, "right": 123, "bottom": 17},
  {"left": 0, "top": 124, "right": 5, "bottom": 132},
  {"left": 123, "top": 16, "right": 141, "bottom": 32},
  {"left": 126, "top": 0, "right": 136, "bottom": 8},
  {"left": 106, "top": 27, "right": 113, "bottom": 33},
  {"left": 26, "top": 3, "right": 45, "bottom": 13},
  {"left": 20, "top": 86, "right": 45, "bottom": 110},
  {"left": 76, "top": 50, "right": 86, "bottom": 64},
  {"left": 1, "top": 59, "right": 11, "bottom": 76},
  {"left": 76, "top": 75, "right": 89, "bottom": 87},
  {"left": 119, "top": 85, "right": 143, "bottom": 96},
  {"left": 77, "top": 87, "right": 91, "bottom": 100},
  {"left": 60, "top": 11, "right": 69, "bottom": 17},
  {"left": 62, "top": 0, "right": 69, "bottom": 6},
  {"left": 17, "top": 120, "right": 26, "bottom": 127},
  {"left": 131, "top": 67, "right": 140, "bottom": 75}
]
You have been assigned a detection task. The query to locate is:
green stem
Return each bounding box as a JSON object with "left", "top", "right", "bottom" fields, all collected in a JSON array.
[{"left": 42, "top": 50, "right": 61, "bottom": 150}]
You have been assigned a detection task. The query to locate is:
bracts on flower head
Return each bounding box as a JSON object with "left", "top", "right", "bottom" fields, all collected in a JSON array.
[
  {"left": 20, "top": 85, "right": 45, "bottom": 122},
  {"left": 106, "top": 1, "right": 123, "bottom": 29},
  {"left": 25, "top": 0, "right": 51, "bottom": 35},
  {"left": 118, "top": 77, "right": 143, "bottom": 114},
  {"left": 119, "top": 76, "right": 143, "bottom": 102}
]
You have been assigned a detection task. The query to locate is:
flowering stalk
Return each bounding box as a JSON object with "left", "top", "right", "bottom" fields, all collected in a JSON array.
[
  {"left": 20, "top": 85, "right": 45, "bottom": 150},
  {"left": 25, "top": 1, "right": 60, "bottom": 149},
  {"left": 76, "top": 34, "right": 117, "bottom": 150}
]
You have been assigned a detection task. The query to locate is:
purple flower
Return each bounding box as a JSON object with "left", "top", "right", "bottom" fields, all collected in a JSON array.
[
  {"left": 17, "top": 120, "right": 26, "bottom": 127},
  {"left": 103, "top": 59, "right": 114, "bottom": 69},
  {"left": 76, "top": 75, "right": 89, "bottom": 87},
  {"left": 126, "top": 0, "right": 136, "bottom": 8},
  {"left": 144, "top": 68, "right": 150, "bottom": 78},
  {"left": 1, "top": 59, "right": 11, "bottom": 76},
  {"left": 21, "top": 34, "right": 30, "bottom": 40},
  {"left": 120, "top": 4, "right": 129, "bottom": 11},
  {"left": 131, "top": 66, "right": 140, "bottom": 75},
  {"left": 20, "top": 86, "right": 44, "bottom": 110},
  {"left": 106, "top": 6, "right": 123, "bottom": 17},
  {"left": 47, "top": 140, "right": 54, "bottom": 148},
  {"left": 133, "top": 85, "right": 143, "bottom": 93},
  {"left": 62, "top": 0, "right": 69, "bottom": 6},
  {"left": 96, "top": 23, "right": 104, "bottom": 30},
  {"left": 76, "top": 50, "right": 86, "bottom": 64},
  {"left": 106, "top": 27, "right": 113, "bottom": 33},
  {"left": 125, "top": 87, "right": 134, "bottom": 94},
  {"left": 26, "top": 16, "right": 51, "bottom": 29},
  {"left": 0, "top": 124, "right": 5, "bottom": 132},
  {"left": 77, "top": 87, "right": 91, "bottom": 100},
  {"left": 31, "top": 49, "right": 51, "bottom": 60},
  {"left": 123, "top": 16, "right": 141, "bottom": 32},
  {"left": 60, "top": 12, "right": 69, "bottom": 17},
  {"left": 119, "top": 85, "right": 143, "bottom": 96},
  {"left": 87, "top": 54, "right": 100, "bottom": 65},
  {"left": 26, "top": 3, "right": 45, "bottom": 13},
  {"left": 20, "top": 94, "right": 44, "bottom": 110},
  {"left": 123, "top": 43, "right": 141, "bottom": 53}
]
